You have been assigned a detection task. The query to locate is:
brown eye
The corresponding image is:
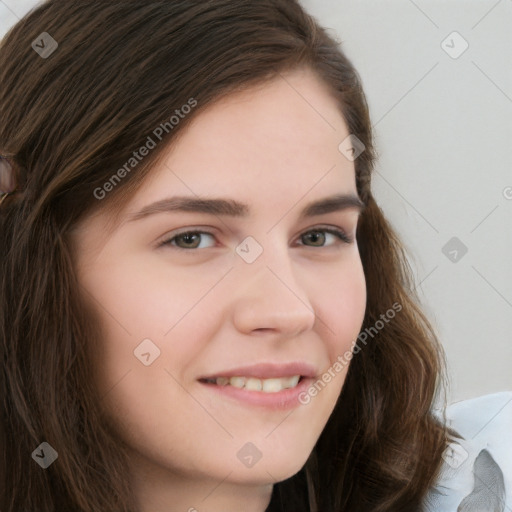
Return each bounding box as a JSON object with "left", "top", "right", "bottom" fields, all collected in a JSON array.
[
  {"left": 302, "top": 231, "right": 326, "bottom": 247},
  {"left": 299, "top": 228, "right": 352, "bottom": 247},
  {"left": 160, "top": 231, "right": 216, "bottom": 250}
]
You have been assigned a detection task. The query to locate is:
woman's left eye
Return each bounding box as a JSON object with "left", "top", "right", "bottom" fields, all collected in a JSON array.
[{"left": 159, "top": 227, "right": 353, "bottom": 251}]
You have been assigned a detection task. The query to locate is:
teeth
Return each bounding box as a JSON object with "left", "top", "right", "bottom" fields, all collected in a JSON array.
[
  {"left": 229, "top": 376, "right": 246, "bottom": 388},
  {"left": 245, "top": 378, "right": 262, "bottom": 391},
  {"left": 209, "top": 375, "right": 301, "bottom": 393},
  {"left": 262, "top": 378, "right": 284, "bottom": 392},
  {"left": 216, "top": 376, "right": 230, "bottom": 386},
  {"left": 283, "top": 375, "right": 300, "bottom": 388}
]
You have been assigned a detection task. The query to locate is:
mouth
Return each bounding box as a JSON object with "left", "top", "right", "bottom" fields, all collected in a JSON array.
[
  {"left": 197, "top": 362, "right": 317, "bottom": 409},
  {"left": 198, "top": 375, "right": 303, "bottom": 393}
]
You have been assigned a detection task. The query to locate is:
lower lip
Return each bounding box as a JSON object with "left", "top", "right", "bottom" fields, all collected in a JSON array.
[{"left": 198, "top": 377, "right": 315, "bottom": 410}]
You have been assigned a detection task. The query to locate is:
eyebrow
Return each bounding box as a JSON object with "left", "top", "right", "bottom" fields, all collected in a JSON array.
[{"left": 127, "top": 193, "right": 366, "bottom": 222}]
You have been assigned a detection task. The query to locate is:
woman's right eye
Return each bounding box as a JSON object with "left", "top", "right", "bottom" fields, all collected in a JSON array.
[{"left": 159, "top": 231, "right": 217, "bottom": 250}]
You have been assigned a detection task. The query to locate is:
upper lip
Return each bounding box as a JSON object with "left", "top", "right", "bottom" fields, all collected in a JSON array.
[{"left": 199, "top": 362, "right": 318, "bottom": 380}]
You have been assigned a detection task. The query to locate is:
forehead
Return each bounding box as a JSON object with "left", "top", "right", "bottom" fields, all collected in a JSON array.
[{"left": 124, "top": 67, "right": 355, "bottom": 207}]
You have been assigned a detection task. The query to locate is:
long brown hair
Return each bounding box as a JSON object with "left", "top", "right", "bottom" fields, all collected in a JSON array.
[{"left": 0, "top": 1, "right": 452, "bottom": 510}]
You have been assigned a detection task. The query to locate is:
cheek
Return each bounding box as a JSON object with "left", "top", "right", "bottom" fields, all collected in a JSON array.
[
  {"left": 79, "top": 251, "right": 226, "bottom": 343},
  {"left": 296, "top": 258, "right": 366, "bottom": 421},
  {"left": 83, "top": 262, "right": 210, "bottom": 336},
  {"left": 317, "top": 256, "right": 367, "bottom": 359},
  {"left": 78, "top": 255, "right": 233, "bottom": 413}
]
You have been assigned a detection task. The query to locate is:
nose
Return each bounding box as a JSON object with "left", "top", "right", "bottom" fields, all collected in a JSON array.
[{"left": 231, "top": 243, "right": 316, "bottom": 337}]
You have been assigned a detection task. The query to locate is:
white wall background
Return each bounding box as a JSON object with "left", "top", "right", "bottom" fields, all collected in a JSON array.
[{"left": 1, "top": 0, "right": 511, "bottom": 404}]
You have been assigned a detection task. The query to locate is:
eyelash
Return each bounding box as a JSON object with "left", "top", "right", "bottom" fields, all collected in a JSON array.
[{"left": 159, "top": 226, "right": 354, "bottom": 251}]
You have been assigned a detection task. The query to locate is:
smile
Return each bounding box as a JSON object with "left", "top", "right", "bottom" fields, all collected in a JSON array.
[{"left": 200, "top": 375, "right": 301, "bottom": 393}]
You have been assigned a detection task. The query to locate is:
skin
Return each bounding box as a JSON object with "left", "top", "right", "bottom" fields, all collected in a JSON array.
[{"left": 72, "top": 66, "right": 367, "bottom": 512}]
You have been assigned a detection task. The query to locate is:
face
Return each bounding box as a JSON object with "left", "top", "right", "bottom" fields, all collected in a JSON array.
[{"left": 72, "top": 67, "right": 366, "bottom": 501}]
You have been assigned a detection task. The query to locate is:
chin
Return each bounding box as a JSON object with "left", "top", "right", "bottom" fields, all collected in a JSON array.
[{"left": 224, "top": 449, "right": 312, "bottom": 485}]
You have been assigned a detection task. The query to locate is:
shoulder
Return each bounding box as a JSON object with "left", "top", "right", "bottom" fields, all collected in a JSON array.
[{"left": 422, "top": 391, "right": 512, "bottom": 511}]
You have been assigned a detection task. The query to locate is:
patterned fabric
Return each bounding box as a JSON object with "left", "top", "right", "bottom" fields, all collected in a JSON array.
[{"left": 422, "top": 392, "right": 512, "bottom": 512}]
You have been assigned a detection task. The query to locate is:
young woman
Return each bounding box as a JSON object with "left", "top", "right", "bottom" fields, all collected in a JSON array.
[{"left": 0, "top": 1, "right": 454, "bottom": 511}]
